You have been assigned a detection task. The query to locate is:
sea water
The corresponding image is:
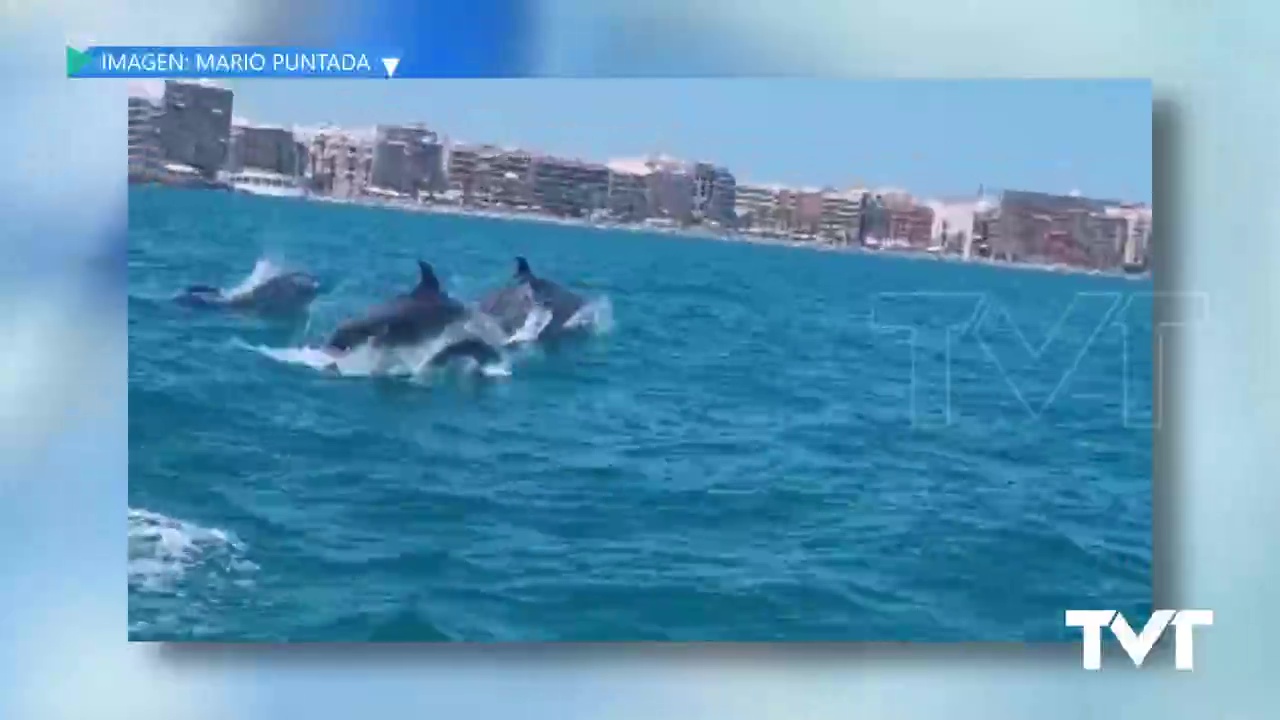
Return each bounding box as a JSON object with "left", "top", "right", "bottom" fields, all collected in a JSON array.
[{"left": 128, "top": 186, "right": 1152, "bottom": 641}]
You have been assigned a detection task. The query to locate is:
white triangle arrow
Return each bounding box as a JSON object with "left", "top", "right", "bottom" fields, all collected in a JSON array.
[{"left": 381, "top": 57, "right": 400, "bottom": 78}]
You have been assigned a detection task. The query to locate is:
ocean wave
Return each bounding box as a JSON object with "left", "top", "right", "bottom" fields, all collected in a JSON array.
[
  {"left": 129, "top": 187, "right": 1152, "bottom": 642},
  {"left": 300, "top": 601, "right": 455, "bottom": 642}
]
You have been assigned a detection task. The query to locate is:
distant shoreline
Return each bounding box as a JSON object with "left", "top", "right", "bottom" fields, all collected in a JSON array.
[
  {"left": 135, "top": 181, "right": 1153, "bottom": 281},
  {"left": 322, "top": 193, "right": 1154, "bottom": 282}
]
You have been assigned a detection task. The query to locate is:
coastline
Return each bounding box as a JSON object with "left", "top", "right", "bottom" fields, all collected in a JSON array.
[{"left": 158, "top": 183, "right": 1153, "bottom": 281}]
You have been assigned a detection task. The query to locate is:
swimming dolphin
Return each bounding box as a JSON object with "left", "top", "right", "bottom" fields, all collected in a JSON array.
[
  {"left": 323, "top": 260, "right": 502, "bottom": 367},
  {"left": 174, "top": 270, "right": 323, "bottom": 316},
  {"left": 478, "top": 257, "right": 586, "bottom": 339}
]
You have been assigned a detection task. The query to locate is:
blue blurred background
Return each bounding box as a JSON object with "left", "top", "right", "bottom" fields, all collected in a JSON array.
[{"left": 3, "top": 0, "right": 1276, "bottom": 717}]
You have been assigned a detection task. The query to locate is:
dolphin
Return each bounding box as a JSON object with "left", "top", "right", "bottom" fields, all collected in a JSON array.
[
  {"left": 323, "top": 260, "right": 503, "bottom": 367},
  {"left": 478, "top": 257, "right": 587, "bottom": 340},
  {"left": 174, "top": 270, "right": 323, "bottom": 316}
]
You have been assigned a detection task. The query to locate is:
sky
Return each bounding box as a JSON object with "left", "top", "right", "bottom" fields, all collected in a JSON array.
[{"left": 209, "top": 78, "right": 1150, "bottom": 202}]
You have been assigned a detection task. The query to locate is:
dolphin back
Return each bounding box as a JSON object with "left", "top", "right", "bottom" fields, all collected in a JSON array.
[
  {"left": 325, "top": 299, "right": 410, "bottom": 349},
  {"left": 531, "top": 278, "right": 585, "bottom": 321},
  {"left": 174, "top": 285, "right": 226, "bottom": 308},
  {"left": 326, "top": 295, "right": 468, "bottom": 350}
]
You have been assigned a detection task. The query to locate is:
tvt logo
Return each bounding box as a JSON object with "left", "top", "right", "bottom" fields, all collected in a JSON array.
[
  {"left": 1065, "top": 609, "right": 1214, "bottom": 670},
  {"left": 869, "top": 291, "right": 1207, "bottom": 429}
]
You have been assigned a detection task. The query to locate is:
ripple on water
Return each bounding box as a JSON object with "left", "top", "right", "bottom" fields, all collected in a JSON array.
[{"left": 129, "top": 187, "right": 1153, "bottom": 641}]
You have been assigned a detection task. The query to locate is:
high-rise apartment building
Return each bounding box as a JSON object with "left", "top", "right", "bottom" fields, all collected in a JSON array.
[
  {"left": 229, "top": 124, "right": 300, "bottom": 176},
  {"left": 371, "top": 124, "right": 446, "bottom": 196},
  {"left": 158, "top": 80, "right": 233, "bottom": 178},
  {"left": 128, "top": 96, "right": 162, "bottom": 181}
]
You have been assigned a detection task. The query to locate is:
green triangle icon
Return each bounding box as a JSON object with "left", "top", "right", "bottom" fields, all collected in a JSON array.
[{"left": 66, "top": 46, "right": 91, "bottom": 76}]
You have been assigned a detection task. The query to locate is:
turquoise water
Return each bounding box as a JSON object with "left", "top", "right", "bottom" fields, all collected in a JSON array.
[{"left": 128, "top": 186, "right": 1152, "bottom": 641}]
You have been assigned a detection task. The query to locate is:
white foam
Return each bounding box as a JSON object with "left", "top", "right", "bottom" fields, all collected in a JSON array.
[
  {"left": 222, "top": 257, "right": 287, "bottom": 300},
  {"left": 127, "top": 508, "right": 255, "bottom": 594},
  {"left": 243, "top": 311, "right": 513, "bottom": 381},
  {"left": 479, "top": 361, "right": 513, "bottom": 378},
  {"left": 499, "top": 296, "right": 614, "bottom": 345},
  {"left": 507, "top": 304, "right": 555, "bottom": 345},
  {"left": 567, "top": 296, "right": 615, "bottom": 334},
  {"left": 249, "top": 342, "right": 352, "bottom": 373}
]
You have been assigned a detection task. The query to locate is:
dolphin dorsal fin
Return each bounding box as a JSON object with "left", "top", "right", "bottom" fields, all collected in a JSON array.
[
  {"left": 413, "top": 260, "right": 441, "bottom": 297},
  {"left": 514, "top": 257, "right": 533, "bottom": 279}
]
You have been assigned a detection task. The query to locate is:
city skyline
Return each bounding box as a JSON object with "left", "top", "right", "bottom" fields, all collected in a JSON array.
[{"left": 128, "top": 78, "right": 1153, "bottom": 204}]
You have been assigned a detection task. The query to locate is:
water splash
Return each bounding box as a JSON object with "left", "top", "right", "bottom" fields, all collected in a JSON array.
[
  {"left": 566, "top": 296, "right": 614, "bottom": 334},
  {"left": 501, "top": 296, "right": 614, "bottom": 345},
  {"left": 128, "top": 508, "right": 257, "bottom": 594},
  {"left": 223, "top": 257, "right": 287, "bottom": 300},
  {"left": 242, "top": 311, "right": 512, "bottom": 381},
  {"left": 507, "top": 305, "right": 555, "bottom": 344}
]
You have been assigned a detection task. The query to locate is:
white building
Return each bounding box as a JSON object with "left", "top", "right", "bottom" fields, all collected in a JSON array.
[
  {"left": 486, "top": 147, "right": 535, "bottom": 206},
  {"left": 923, "top": 198, "right": 994, "bottom": 257},
  {"left": 819, "top": 189, "right": 866, "bottom": 244},
  {"left": 371, "top": 124, "right": 446, "bottom": 197},
  {"left": 306, "top": 128, "right": 374, "bottom": 198},
  {"left": 874, "top": 187, "right": 915, "bottom": 211},
  {"left": 608, "top": 155, "right": 698, "bottom": 223},
  {"left": 530, "top": 155, "right": 610, "bottom": 217},
  {"left": 447, "top": 142, "right": 532, "bottom": 206},
  {"left": 605, "top": 158, "right": 652, "bottom": 221},
  {"left": 645, "top": 156, "right": 695, "bottom": 223},
  {"left": 1104, "top": 204, "right": 1153, "bottom": 266},
  {"left": 734, "top": 183, "right": 781, "bottom": 232}
]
